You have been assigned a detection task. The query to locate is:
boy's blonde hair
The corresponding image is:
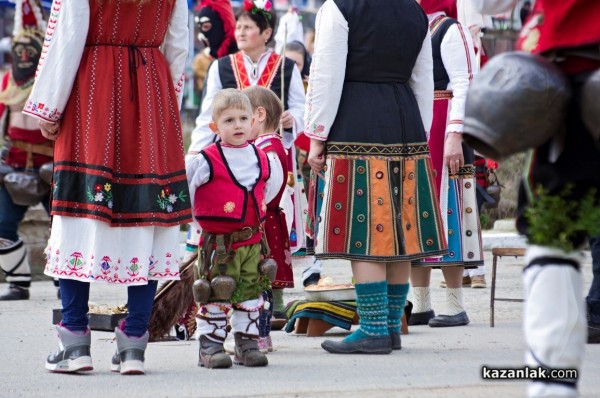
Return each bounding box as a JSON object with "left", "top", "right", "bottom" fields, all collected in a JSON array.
[
  {"left": 211, "top": 88, "right": 253, "bottom": 121},
  {"left": 242, "top": 86, "right": 283, "bottom": 133}
]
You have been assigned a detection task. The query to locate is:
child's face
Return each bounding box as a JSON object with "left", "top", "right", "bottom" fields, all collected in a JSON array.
[
  {"left": 286, "top": 50, "right": 304, "bottom": 74},
  {"left": 213, "top": 107, "right": 253, "bottom": 146}
]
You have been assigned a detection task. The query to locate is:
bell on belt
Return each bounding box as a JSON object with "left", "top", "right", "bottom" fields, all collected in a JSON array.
[
  {"left": 463, "top": 52, "right": 571, "bottom": 160},
  {"left": 210, "top": 263, "right": 236, "bottom": 300},
  {"left": 582, "top": 69, "right": 600, "bottom": 145},
  {"left": 192, "top": 278, "right": 212, "bottom": 304},
  {"left": 259, "top": 258, "right": 277, "bottom": 282},
  {"left": 39, "top": 162, "right": 53, "bottom": 185}
]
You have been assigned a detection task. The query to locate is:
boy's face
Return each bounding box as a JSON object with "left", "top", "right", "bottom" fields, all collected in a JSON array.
[{"left": 212, "top": 107, "right": 253, "bottom": 146}]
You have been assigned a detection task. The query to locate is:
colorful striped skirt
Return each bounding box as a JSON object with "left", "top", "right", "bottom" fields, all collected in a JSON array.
[{"left": 307, "top": 142, "right": 448, "bottom": 262}]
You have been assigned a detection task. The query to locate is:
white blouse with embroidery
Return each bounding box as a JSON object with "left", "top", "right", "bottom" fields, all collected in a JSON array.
[
  {"left": 304, "top": 0, "right": 434, "bottom": 141},
  {"left": 189, "top": 49, "right": 306, "bottom": 153},
  {"left": 22, "top": 0, "right": 189, "bottom": 123},
  {"left": 429, "top": 12, "right": 478, "bottom": 134}
]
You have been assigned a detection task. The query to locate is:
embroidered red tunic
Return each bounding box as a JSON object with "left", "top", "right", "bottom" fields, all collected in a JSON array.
[
  {"left": 195, "top": 142, "right": 270, "bottom": 250},
  {"left": 256, "top": 134, "right": 293, "bottom": 288}
]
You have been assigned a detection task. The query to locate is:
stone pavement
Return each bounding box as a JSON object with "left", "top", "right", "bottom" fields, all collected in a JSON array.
[{"left": 1, "top": 250, "right": 599, "bottom": 398}]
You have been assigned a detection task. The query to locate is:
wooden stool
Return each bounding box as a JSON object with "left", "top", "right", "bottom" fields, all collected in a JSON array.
[
  {"left": 490, "top": 247, "right": 526, "bottom": 327},
  {"left": 294, "top": 313, "right": 409, "bottom": 337}
]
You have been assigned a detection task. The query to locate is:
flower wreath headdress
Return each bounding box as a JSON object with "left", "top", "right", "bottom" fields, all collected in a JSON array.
[{"left": 243, "top": 0, "right": 273, "bottom": 21}]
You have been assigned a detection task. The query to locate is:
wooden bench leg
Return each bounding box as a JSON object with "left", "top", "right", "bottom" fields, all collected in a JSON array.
[
  {"left": 306, "top": 319, "right": 335, "bottom": 337},
  {"left": 294, "top": 317, "right": 309, "bottom": 334}
]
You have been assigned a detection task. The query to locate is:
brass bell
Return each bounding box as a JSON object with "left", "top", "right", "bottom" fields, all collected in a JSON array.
[
  {"left": 192, "top": 278, "right": 212, "bottom": 304},
  {"left": 259, "top": 258, "right": 277, "bottom": 282},
  {"left": 211, "top": 275, "right": 236, "bottom": 300}
]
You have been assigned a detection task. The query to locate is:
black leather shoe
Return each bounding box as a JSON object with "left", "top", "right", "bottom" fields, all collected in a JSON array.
[
  {"left": 407, "top": 309, "right": 435, "bottom": 326},
  {"left": 588, "top": 323, "right": 600, "bottom": 344},
  {"left": 321, "top": 336, "right": 392, "bottom": 354},
  {"left": 428, "top": 311, "right": 470, "bottom": 327},
  {"left": 303, "top": 273, "right": 321, "bottom": 287},
  {"left": 0, "top": 284, "right": 29, "bottom": 301},
  {"left": 391, "top": 332, "right": 401, "bottom": 350}
]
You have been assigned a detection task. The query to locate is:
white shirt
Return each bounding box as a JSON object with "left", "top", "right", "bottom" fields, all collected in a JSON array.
[
  {"left": 23, "top": 0, "right": 189, "bottom": 122},
  {"left": 274, "top": 11, "right": 305, "bottom": 54},
  {"left": 189, "top": 49, "right": 305, "bottom": 153},
  {"left": 185, "top": 143, "right": 284, "bottom": 218},
  {"left": 429, "top": 11, "right": 478, "bottom": 134},
  {"left": 304, "top": 0, "right": 434, "bottom": 141},
  {"left": 470, "top": 0, "right": 517, "bottom": 15}
]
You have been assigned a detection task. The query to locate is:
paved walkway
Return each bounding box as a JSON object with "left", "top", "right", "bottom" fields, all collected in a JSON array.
[{"left": 1, "top": 250, "right": 599, "bottom": 398}]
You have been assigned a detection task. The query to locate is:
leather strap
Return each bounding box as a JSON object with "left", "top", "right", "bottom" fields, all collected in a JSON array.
[{"left": 11, "top": 140, "right": 54, "bottom": 158}]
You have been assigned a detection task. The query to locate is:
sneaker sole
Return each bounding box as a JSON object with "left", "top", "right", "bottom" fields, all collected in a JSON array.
[
  {"left": 471, "top": 284, "right": 487, "bottom": 289},
  {"left": 119, "top": 360, "right": 145, "bottom": 375},
  {"left": 46, "top": 356, "right": 93, "bottom": 373}
]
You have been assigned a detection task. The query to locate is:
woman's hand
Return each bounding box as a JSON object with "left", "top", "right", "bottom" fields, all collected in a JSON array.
[
  {"left": 307, "top": 138, "right": 326, "bottom": 174},
  {"left": 39, "top": 120, "right": 60, "bottom": 140},
  {"left": 280, "top": 111, "right": 294, "bottom": 130},
  {"left": 444, "top": 132, "right": 464, "bottom": 175}
]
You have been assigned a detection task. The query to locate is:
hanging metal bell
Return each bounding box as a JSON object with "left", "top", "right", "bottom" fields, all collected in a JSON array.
[
  {"left": 211, "top": 275, "right": 236, "bottom": 300},
  {"left": 582, "top": 69, "right": 600, "bottom": 145},
  {"left": 258, "top": 258, "right": 277, "bottom": 282},
  {"left": 192, "top": 278, "right": 212, "bottom": 304}
]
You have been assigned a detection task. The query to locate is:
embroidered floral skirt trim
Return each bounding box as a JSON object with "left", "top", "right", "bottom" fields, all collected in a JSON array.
[{"left": 44, "top": 216, "right": 181, "bottom": 285}]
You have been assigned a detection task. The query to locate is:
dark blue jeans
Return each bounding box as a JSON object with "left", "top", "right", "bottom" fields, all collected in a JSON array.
[
  {"left": 59, "top": 279, "right": 158, "bottom": 337},
  {"left": 0, "top": 184, "right": 49, "bottom": 241},
  {"left": 587, "top": 236, "right": 600, "bottom": 324}
]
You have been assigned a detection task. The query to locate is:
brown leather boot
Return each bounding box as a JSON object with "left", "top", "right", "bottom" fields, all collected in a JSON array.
[
  {"left": 233, "top": 333, "right": 268, "bottom": 367},
  {"left": 198, "top": 335, "right": 232, "bottom": 369}
]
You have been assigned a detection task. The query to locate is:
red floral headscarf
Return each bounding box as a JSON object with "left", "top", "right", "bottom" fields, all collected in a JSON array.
[{"left": 419, "top": 0, "right": 457, "bottom": 19}]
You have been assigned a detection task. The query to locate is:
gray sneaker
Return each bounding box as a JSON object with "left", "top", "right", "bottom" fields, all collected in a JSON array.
[
  {"left": 111, "top": 328, "right": 148, "bottom": 375},
  {"left": 46, "top": 325, "right": 93, "bottom": 373}
]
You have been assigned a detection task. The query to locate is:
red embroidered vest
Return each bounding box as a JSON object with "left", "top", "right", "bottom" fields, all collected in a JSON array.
[{"left": 194, "top": 143, "right": 270, "bottom": 245}]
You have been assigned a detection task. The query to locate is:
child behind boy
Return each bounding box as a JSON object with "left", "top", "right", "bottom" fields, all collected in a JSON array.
[
  {"left": 186, "top": 89, "right": 283, "bottom": 369},
  {"left": 243, "top": 86, "right": 293, "bottom": 353}
]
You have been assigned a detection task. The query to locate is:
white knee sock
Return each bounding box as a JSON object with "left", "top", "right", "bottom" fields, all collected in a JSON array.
[
  {"left": 231, "top": 298, "right": 263, "bottom": 336},
  {"left": 411, "top": 287, "right": 432, "bottom": 313},
  {"left": 523, "top": 246, "right": 585, "bottom": 398},
  {"left": 445, "top": 288, "right": 465, "bottom": 315},
  {"left": 196, "top": 303, "right": 230, "bottom": 343}
]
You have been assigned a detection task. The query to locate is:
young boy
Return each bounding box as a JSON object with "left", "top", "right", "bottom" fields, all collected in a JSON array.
[
  {"left": 243, "top": 86, "right": 292, "bottom": 353},
  {"left": 186, "top": 89, "right": 283, "bottom": 368}
]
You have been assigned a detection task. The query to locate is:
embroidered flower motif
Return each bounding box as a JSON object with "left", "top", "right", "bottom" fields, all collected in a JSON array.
[
  {"left": 87, "top": 181, "right": 113, "bottom": 207},
  {"left": 157, "top": 187, "right": 187, "bottom": 212},
  {"left": 312, "top": 123, "right": 325, "bottom": 134},
  {"left": 68, "top": 252, "right": 84, "bottom": 271},
  {"left": 223, "top": 201, "right": 236, "bottom": 213},
  {"left": 100, "top": 256, "right": 112, "bottom": 274},
  {"left": 148, "top": 255, "right": 156, "bottom": 271},
  {"left": 127, "top": 257, "right": 141, "bottom": 277}
]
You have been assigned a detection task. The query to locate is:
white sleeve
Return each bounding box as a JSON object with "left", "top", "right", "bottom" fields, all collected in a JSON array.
[
  {"left": 304, "top": 0, "right": 348, "bottom": 141},
  {"left": 264, "top": 151, "right": 284, "bottom": 204},
  {"left": 189, "top": 60, "right": 222, "bottom": 153},
  {"left": 23, "top": 1, "right": 90, "bottom": 122},
  {"left": 442, "top": 23, "right": 477, "bottom": 134},
  {"left": 185, "top": 153, "right": 211, "bottom": 212},
  {"left": 161, "top": 0, "right": 189, "bottom": 108},
  {"left": 470, "top": 0, "right": 517, "bottom": 15},
  {"left": 409, "top": 30, "right": 434, "bottom": 137},
  {"left": 282, "top": 65, "right": 306, "bottom": 148}
]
